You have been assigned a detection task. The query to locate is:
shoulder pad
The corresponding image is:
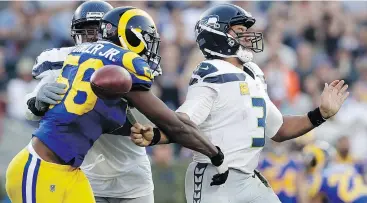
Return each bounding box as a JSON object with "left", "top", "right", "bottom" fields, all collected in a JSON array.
[
  {"left": 121, "top": 51, "right": 153, "bottom": 91},
  {"left": 244, "top": 61, "right": 266, "bottom": 85},
  {"left": 192, "top": 61, "right": 218, "bottom": 78},
  {"left": 32, "top": 47, "right": 75, "bottom": 78},
  {"left": 244, "top": 61, "right": 264, "bottom": 76},
  {"left": 190, "top": 60, "right": 248, "bottom": 85},
  {"left": 189, "top": 61, "right": 218, "bottom": 85}
]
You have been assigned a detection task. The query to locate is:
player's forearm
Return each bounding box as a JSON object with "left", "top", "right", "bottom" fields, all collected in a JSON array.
[
  {"left": 271, "top": 115, "right": 314, "bottom": 142},
  {"left": 171, "top": 112, "right": 219, "bottom": 155},
  {"left": 155, "top": 113, "right": 218, "bottom": 157},
  {"left": 126, "top": 91, "right": 219, "bottom": 157}
]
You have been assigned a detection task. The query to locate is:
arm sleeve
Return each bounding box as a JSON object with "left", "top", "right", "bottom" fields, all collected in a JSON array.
[
  {"left": 265, "top": 96, "right": 283, "bottom": 138},
  {"left": 176, "top": 85, "right": 218, "bottom": 126}
]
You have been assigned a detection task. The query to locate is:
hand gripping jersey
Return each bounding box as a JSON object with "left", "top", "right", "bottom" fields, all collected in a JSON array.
[
  {"left": 177, "top": 59, "right": 283, "bottom": 173},
  {"left": 258, "top": 153, "right": 301, "bottom": 203},
  {"left": 308, "top": 164, "right": 367, "bottom": 203},
  {"left": 32, "top": 41, "right": 153, "bottom": 168}
]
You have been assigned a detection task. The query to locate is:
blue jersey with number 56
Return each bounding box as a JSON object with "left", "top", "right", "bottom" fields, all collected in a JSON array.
[{"left": 33, "top": 40, "right": 153, "bottom": 167}]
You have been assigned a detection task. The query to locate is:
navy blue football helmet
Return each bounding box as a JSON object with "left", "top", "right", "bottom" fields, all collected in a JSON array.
[
  {"left": 195, "top": 4, "right": 263, "bottom": 63},
  {"left": 71, "top": 1, "right": 113, "bottom": 44}
]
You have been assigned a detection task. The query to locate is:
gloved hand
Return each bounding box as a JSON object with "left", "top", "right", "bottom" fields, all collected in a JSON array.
[
  {"left": 210, "top": 146, "right": 229, "bottom": 186},
  {"left": 35, "top": 82, "right": 67, "bottom": 112}
]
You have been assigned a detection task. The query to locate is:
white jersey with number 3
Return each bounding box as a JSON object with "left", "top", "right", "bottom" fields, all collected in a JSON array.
[{"left": 177, "top": 59, "right": 283, "bottom": 173}]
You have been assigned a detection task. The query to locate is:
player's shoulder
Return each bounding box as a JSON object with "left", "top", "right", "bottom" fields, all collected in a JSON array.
[
  {"left": 98, "top": 41, "right": 153, "bottom": 89},
  {"left": 191, "top": 59, "right": 240, "bottom": 78},
  {"left": 36, "top": 46, "right": 75, "bottom": 64},
  {"left": 33, "top": 46, "right": 75, "bottom": 78},
  {"left": 199, "top": 59, "right": 242, "bottom": 74},
  {"left": 192, "top": 60, "right": 219, "bottom": 78},
  {"left": 189, "top": 59, "right": 245, "bottom": 86},
  {"left": 244, "top": 61, "right": 264, "bottom": 76}
]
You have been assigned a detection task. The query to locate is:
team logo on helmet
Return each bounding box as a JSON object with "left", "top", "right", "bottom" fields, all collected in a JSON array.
[
  {"left": 203, "top": 15, "right": 220, "bottom": 28},
  {"left": 117, "top": 9, "right": 157, "bottom": 55}
]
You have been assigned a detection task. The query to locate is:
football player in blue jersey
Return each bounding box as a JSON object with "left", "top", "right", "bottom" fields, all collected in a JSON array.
[
  {"left": 303, "top": 140, "right": 367, "bottom": 203},
  {"left": 24, "top": 1, "right": 157, "bottom": 202},
  {"left": 258, "top": 141, "right": 307, "bottom": 203},
  {"left": 6, "top": 6, "right": 228, "bottom": 203}
]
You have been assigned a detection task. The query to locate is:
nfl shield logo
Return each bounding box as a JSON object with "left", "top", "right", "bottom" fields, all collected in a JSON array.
[{"left": 50, "top": 185, "right": 56, "bottom": 192}]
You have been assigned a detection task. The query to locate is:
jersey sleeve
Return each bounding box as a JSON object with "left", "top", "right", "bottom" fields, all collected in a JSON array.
[
  {"left": 120, "top": 52, "right": 153, "bottom": 91},
  {"left": 264, "top": 96, "right": 283, "bottom": 138},
  {"left": 32, "top": 47, "right": 74, "bottom": 79},
  {"left": 176, "top": 85, "right": 218, "bottom": 126}
]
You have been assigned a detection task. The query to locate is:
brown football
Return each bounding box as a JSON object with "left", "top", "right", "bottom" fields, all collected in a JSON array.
[{"left": 90, "top": 65, "right": 132, "bottom": 100}]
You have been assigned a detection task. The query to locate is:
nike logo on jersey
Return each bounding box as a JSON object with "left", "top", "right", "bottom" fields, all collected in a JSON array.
[{"left": 201, "top": 66, "right": 210, "bottom": 70}]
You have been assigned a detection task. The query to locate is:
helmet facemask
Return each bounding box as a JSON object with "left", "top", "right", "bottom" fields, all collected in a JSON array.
[
  {"left": 226, "top": 17, "right": 264, "bottom": 63},
  {"left": 71, "top": 22, "right": 99, "bottom": 44},
  {"left": 120, "top": 28, "right": 162, "bottom": 77},
  {"left": 137, "top": 29, "right": 162, "bottom": 76},
  {"left": 229, "top": 28, "right": 264, "bottom": 53}
]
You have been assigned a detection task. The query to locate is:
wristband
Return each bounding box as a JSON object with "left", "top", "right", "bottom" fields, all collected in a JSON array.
[
  {"left": 210, "top": 146, "right": 224, "bottom": 167},
  {"left": 27, "top": 97, "right": 47, "bottom": 117},
  {"left": 307, "top": 107, "right": 326, "bottom": 127},
  {"left": 148, "top": 128, "right": 161, "bottom": 146}
]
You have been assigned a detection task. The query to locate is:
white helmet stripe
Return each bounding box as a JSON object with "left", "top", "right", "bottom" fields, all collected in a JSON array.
[{"left": 199, "top": 24, "right": 227, "bottom": 37}]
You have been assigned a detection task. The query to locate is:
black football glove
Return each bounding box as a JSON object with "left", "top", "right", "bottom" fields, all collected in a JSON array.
[{"left": 210, "top": 146, "right": 229, "bottom": 186}]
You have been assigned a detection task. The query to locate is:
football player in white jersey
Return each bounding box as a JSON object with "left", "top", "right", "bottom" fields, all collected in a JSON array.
[
  {"left": 130, "top": 3, "right": 349, "bottom": 203},
  {"left": 25, "top": 1, "right": 157, "bottom": 203}
]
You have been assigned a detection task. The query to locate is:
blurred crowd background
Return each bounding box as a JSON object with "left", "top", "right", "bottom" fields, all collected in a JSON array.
[{"left": 0, "top": 1, "right": 366, "bottom": 203}]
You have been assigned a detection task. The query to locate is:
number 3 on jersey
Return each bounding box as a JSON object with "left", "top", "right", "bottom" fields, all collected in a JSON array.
[{"left": 251, "top": 98, "right": 266, "bottom": 147}]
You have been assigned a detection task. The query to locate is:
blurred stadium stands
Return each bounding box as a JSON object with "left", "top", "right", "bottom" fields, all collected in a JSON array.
[{"left": 0, "top": 1, "right": 366, "bottom": 202}]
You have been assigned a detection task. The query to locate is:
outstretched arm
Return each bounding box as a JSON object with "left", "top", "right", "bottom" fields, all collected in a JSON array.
[
  {"left": 272, "top": 80, "right": 349, "bottom": 142},
  {"left": 130, "top": 113, "right": 191, "bottom": 146},
  {"left": 125, "top": 90, "right": 219, "bottom": 158}
]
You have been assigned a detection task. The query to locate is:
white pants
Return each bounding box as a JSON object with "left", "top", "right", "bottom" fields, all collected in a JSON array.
[
  {"left": 185, "top": 162, "right": 281, "bottom": 203},
  {"left": 95, "top": 193, "right": 154, "bottom": 203}
]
